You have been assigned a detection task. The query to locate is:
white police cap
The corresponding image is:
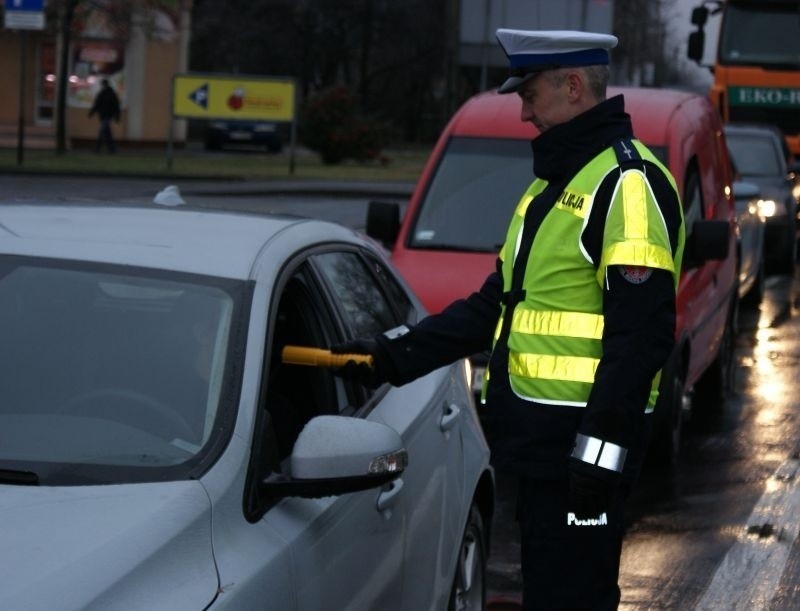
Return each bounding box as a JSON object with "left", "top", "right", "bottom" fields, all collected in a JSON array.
[{"left": 496, "top": 29, "right": 618, "bottom": 94}]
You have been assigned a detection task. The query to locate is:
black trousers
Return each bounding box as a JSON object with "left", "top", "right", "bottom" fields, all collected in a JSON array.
[
  {"left": 517, "top": 477, "right": 627, "bottom": 610},
  {"left": 95, "top": 118, "right": 116, "bottom": 153}
]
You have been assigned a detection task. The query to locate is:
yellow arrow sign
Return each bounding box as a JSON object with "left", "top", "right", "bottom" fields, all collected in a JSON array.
[{"left": 173, "top": 74, "right": 296, "bottom": 121}]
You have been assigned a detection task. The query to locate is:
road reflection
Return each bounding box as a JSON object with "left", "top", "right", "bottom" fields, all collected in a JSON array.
[{"left": 620, "top": 268, "right": 800, "bottom": 608}]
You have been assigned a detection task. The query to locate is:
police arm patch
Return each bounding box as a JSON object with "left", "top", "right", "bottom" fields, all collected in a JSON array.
[{"left": 618, "top": 265, "right": 653, "bottom": 284}]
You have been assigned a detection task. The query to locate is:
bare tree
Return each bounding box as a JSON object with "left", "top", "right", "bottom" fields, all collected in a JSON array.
[
  {"left": 612, "top": 0, "right": 677, "bottom": 87},
  {"left": 191, "top": 0, "right": 448, "bottom": 142}
]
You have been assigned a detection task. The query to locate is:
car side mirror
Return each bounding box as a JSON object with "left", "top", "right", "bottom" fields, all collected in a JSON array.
[
  {"left": 366, "top": 201, "right": 401, "bottom": 248},
  {"left": 683, "top": 219, "right": 730, "bottom": 267},
  {"left": 687, "top": 30, "right": 706, "bottom": 63},
  {"left": 260, "top": 415, "right": 407, "bottom": 500}
]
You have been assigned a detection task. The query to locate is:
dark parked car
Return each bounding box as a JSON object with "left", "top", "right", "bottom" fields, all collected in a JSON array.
[
  {"left": 724, "top": 123, "right": 797, "bottom": 274},
  {"left": 204, "top": 120, "right": 283, "bottom": 153}
]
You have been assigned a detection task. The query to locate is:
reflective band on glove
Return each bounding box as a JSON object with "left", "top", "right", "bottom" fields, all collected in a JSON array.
[
  {"left": 383, "top": 325, "right": 410, "bottom": 340},
  {"left": 571, "top": 433, "right": 627, "bottom": 472}
]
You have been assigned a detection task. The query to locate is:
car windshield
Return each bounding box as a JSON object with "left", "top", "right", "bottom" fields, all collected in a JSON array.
[
  {"left": 720, "top": 2, "right": 800, "bottom": 67},
  {"left": 726, "top": 132, "right": 784, "bottom": 176},
  {"left": 410, "top": 136, "right": 534, "bottom": 252},
  {"left": 0, "top": 257, "right": 248, "bottom": 485}
]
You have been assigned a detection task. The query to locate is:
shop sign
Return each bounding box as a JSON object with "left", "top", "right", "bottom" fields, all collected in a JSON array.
[
  {"left": 173, "top": 74, "right": 296, "bottom": 122},
  {"left": 4, "top": 0, "right": 45, "bottom": 30}
]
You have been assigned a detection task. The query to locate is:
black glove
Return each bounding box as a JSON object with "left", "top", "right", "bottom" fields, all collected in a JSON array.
[
  {"left": 568, "top": 469, "right": 618, "bottom": 520},
  {"left": 330, "top": 338, "right": 389, "bottom": 388}
]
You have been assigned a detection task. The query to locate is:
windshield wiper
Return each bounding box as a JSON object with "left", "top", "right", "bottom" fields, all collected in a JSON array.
[{"left": 0, "top": 468, "right": 40, "bottom": 485}]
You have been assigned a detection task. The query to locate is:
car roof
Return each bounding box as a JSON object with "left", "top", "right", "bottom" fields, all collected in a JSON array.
[
  {"left": 0, "top": 204, "right": 356, "bottom": 279},
  {"left": 445, "top": 85, "right": 699, "bottom": 147}
]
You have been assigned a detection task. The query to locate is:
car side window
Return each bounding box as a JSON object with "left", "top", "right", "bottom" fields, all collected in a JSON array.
[
  {"left": 364, "top": 254, "right": 417, "bottom": 325},
  {"left": 313, "top": 251, "right": 404, "bottom": 337},
  {"left": 245, "top": 251, "right": 413, "bottom": 519},
  {"left": 263, "top": 265, "right": 345, "bottom": 467}
]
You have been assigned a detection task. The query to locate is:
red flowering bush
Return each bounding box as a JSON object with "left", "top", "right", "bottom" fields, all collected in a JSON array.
[{"left": 300, "top": 86, "right": 389, "bottom": 164}]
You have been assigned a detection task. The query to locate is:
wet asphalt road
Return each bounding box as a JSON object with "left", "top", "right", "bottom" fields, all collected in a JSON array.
[
  {"left": 615, "top": 270, "right": 800, "bottom": 610},
  {"left": 3, "top": 174, "right": 800, "bottom": 609}
]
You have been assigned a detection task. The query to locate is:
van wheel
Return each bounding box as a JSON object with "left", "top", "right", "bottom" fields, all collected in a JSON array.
[
  {"left": 695, "top": 295, "right": 737, "bottom": 407},
  {"left": 448, "top": 504, "right": 486, "bottom": 611},
  {"left": 649, "top": 353, "right": 685, "bottom": 467}
]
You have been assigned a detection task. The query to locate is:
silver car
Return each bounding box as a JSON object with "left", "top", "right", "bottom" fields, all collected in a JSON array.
[{"left": 0, "top": 204, "right": 494, "bottom": 611}]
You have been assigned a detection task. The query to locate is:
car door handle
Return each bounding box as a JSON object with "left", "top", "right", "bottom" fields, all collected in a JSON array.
[
  {"left": 440, "top": 403, "right": 461, "bottom": 432},
  {"left": 376, "top": 478, "right": 403, "bottom": 512}
]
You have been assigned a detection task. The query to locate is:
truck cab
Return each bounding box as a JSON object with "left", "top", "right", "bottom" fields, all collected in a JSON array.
[{"left": 688, "top": 0, "right": 800, "bottom": 156}]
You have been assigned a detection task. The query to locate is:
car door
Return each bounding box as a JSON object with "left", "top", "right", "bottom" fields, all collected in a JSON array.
[
  {"left": 312, "top": 249, "right": 470, "bottom": 609},
  {"left": 680, "top": 161, "right": 727, "bottom": 381},
  {"left": 248, "top": 254, "right": 406, "bottom": 611},
  {"left": 733, "top": 180, "right": 764, "bottom": 298}
]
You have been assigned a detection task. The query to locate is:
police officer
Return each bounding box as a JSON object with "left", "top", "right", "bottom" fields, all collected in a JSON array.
[{"left": 334, "top": 29, "right": 685, "bottom": 610}]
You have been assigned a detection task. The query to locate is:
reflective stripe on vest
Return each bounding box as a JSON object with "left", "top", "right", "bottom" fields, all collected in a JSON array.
[{"left": 512, "top": 309, "right": 604, "bottom": 339}]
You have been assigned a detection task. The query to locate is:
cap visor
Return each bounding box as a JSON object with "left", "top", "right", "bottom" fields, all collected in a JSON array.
[
  {"left": 498, "top": 69, "right": 552, "bottom": 94},
  {"left": 498, "top": 76, "right": 526, "bottom": 94}
]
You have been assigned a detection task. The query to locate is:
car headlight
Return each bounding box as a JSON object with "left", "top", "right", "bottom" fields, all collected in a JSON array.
[{"left": 758, "top": 198, "right": 786, "bottom": 218}]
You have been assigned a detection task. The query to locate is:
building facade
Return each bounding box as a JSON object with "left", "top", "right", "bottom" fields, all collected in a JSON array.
[{"left": 0, "top": 0, "right": 192, "bottom": 148}]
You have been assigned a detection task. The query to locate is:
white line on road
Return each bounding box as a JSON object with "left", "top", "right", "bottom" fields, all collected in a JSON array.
[{"left": 695, "top": 457, "right": 800, "bottom": 610}]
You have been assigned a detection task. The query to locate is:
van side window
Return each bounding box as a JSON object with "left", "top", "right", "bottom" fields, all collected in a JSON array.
[{"left": 682, "top": 166, "right": 703, "bottom": 265}]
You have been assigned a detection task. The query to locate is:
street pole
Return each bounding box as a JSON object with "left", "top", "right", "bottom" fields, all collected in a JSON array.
[
  {"left": 17, "top": 30, "right": 27, "bottom": 166},
  {"left": 479, "top": 0, "right": 491, "bottom": 91}
]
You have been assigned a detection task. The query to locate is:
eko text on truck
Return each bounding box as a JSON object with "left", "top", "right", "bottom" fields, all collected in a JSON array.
[{"left": 687, "top": 0, "right": 800, "bottom": 156}]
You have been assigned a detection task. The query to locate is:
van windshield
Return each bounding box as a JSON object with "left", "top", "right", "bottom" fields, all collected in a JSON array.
[{"left": 410, "top": 136, "right": 534, "bottom": 252}]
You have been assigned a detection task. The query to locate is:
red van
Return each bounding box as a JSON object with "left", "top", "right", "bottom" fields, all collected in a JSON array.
[{"left": 367, "top": 86, "right": 737, "bottom": 464}]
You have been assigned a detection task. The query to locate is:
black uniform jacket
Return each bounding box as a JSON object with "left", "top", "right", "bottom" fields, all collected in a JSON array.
[{"left": 377, "top": 96, "right": 682, "bottom": 481}]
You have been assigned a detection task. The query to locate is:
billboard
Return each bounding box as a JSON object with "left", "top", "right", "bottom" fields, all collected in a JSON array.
[{"left": 172, "top": 74, "right": 296, "bottom": 122}]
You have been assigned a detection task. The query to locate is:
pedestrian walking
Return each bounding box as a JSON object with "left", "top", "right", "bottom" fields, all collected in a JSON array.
[
  {"left": 88, "top": 79, "right": 121, "bottom": 153},
  {"left": 332, "top": 29, "right": 686, "bottom": 610}
]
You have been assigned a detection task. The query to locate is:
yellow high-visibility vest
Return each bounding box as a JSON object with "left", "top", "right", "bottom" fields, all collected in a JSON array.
[{"left": 485, "top": 140, "right": 685, "bottom": 410}]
